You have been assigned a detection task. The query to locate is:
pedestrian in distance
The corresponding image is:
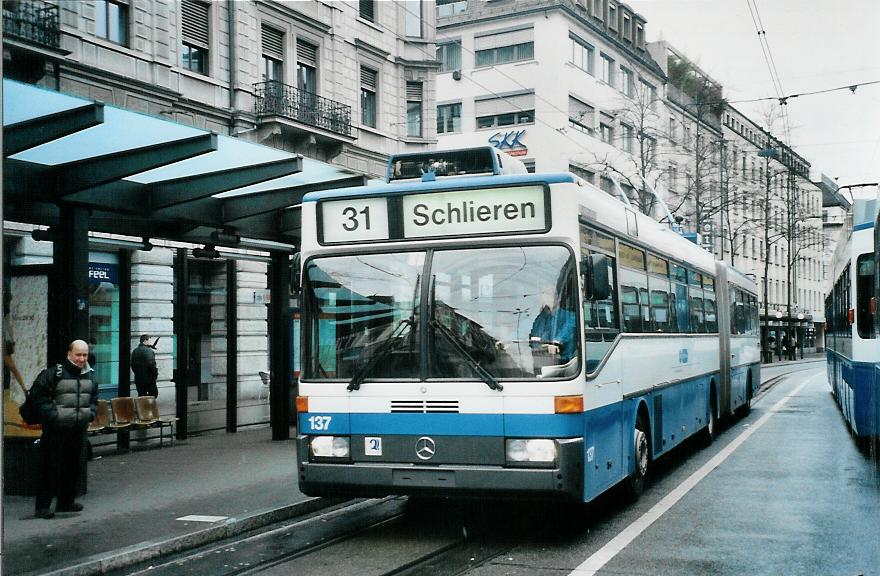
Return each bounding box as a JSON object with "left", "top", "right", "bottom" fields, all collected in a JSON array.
[
  {"left": 131, "top": 334, "right": 158, "bottom": 397},
  {"left": 31, "top": 339, "right": 98, "bottom": 519}
]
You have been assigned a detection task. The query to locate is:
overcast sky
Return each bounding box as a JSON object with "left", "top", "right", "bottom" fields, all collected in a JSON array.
[{"left": 627, "top": 0, "right": 880, "bottom": 187}]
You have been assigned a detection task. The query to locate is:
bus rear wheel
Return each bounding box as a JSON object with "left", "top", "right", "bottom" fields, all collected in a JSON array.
[
  {"left": 700, "top": 386, "right": 717, "bottom": 447},
  {"left": 624, "top": 413, "right": 650, "bottom": 501},
  {"left": 736, "top": 374, "right": 753, "bottom": 417}
]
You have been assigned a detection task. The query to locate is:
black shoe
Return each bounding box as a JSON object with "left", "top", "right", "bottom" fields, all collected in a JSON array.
[
  {"left": 35, "top": 509, "right": 55, "bottom": 519},
  {"left": 56, "top": 502, "right": 83, "bottom": 512}
]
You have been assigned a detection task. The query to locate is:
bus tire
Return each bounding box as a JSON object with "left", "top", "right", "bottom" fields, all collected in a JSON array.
[
  {"left": 700, "top": 385, "right": 717, "bottom": 447},
  {"left": 624, "top": 412, "right": 650, "bottom": 501},
  {"left": 736, "top": 374, "right": 753, "bottom": 418}
]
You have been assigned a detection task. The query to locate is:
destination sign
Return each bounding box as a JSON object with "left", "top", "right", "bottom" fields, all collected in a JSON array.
[
  {"left": 318, "top": 185, "right": 548, "bottom": 244},
  {"left": 402, "top": 186, "right": 547, "bottom": 238}
]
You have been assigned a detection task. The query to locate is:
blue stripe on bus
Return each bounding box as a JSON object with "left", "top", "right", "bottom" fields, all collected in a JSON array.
[
  {"left": 302, "top": 173, "right": 577, "bottom": 202},
  {"left": 852, "top": 221, "right": 875, "bottom": 232},
  {"left": 299, "top": 411, "right": 584, "bottom": 437}
]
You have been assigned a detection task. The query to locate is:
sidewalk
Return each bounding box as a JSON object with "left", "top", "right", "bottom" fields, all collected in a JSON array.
[
  {"left": 2, "top": 426, "right": 327, "bottom": 576},
  {"left": 2, "top": 354, "right": 826, "bottom": 576}
]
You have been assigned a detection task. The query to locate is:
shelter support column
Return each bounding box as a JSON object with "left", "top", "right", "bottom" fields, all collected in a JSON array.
[
  {"left": 269, "top": 251, "right": 291, "bottom": 440},
  {"left": 173, "top": 248, "right": 189, "bottom": 440},
  {"left": 54, "top": 206, "right": 90, "bottom": 349}
]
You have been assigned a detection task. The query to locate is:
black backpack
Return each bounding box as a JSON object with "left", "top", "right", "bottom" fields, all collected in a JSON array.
[{"left": 19, "top": 364, "right": 62, "bottom": 425}]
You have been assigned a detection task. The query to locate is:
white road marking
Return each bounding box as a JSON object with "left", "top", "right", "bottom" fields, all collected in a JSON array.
[
  {"left": 568, "top": 373, "right": 818, "bottom": 576},
  {"left": 176, "top": 515, "right": 228, "bottom": 523}
]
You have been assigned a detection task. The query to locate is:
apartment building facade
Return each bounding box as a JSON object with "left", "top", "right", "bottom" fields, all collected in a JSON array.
[
  {"left": 434, "top": 0, "right": 825, "bottom": 355},
  {"left": 3, "top": 0, "right": 437, "bottom": 434}
]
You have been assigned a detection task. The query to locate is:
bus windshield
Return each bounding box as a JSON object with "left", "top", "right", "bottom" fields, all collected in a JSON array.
[{"left": 304, "top": 245, "right": 579, "bottom": 382}]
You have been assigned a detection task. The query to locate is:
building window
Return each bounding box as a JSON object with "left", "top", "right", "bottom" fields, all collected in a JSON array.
[
  {"left": 95, "top": 0, "right": 128, "bottom": 45},
  {"left": 437, "top": 103, "right": 461, "bottom": 134},
  {"left": 261, "top": 25, "right": 284, "bottom": 82},
  {"left": 636, "top": 22, "right": 644, "bottom": 48},
  {"left": 668, "top": 165, "right": 678, "bottom": 191},
  {"left": 570, "top": 164, "right": 595, "bottom": 183},
  {"left": 570, "top": 34, "right": 594, "bottom": 75},
  {"left": 475, "top": 27, "right": 534, "bottom": 67},
  {"left": 181, "top": 0, "right": 209, "bottom": 74},
  {"left": 608, "top": 2, "right": 617, "bottom": 30},
  {"left": 437, "top": 41, "right": 461, "bottom": 72},
  {"left": 622, "top": 13, "right": 632, "bottom": 42},
  {"left": 475, "top": 92, "right": 534, "bottom": 128},
  {"left": 569, "top": 95, "right": 594, "bottom": 134},
  {"left": 360, "top": 0, "right": 376, "bottom": 22},
  {"left": 591, "top": 0, "right": 604, "bottom": 20},
  {"left": 297, "top": 39, "right": 318, "bottom": 94},
  {"left": 406, "top": 81, "right": 423, "bottom": 137},
  {"left": 600, "top": 54, "right": 614, "bottom": 85},
  {"left": 437, "top": 0, "right": 467, "bottom": 18},
  {"left": 646, "top": 135, "right": 656, "bottom": 160},
  {"left": 600, "top": 113, "right": 614, "bottom": 144},
  {"left": 639, "top": 79, "right": 657, "bottom": 108},
  {"left": 668, "top": 116, "right": 678, "bottom": 143},
  {"left": 404, "top": 0, "right": 422, "bottom": 37},
  {"left": 622, "top": 123, "right": 634, "bottom": 153},
  {"left": 360, "top": 66, "right": 378, "bottom": 127},
  {"left": 619, "top": 66, "right": 634, "bottom": 97},
  {"left": 476, "top": 110, "right": 533, "bottom": 128}
]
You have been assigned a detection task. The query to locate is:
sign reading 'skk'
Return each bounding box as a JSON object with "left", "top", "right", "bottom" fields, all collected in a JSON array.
[{"left": 319, "top": 185, "right": 550, "bottom": 244}]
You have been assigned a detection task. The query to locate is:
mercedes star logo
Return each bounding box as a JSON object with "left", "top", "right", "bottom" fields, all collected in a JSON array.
[{"left": 415, "top": 436, "right": 436, "bottom": 460}]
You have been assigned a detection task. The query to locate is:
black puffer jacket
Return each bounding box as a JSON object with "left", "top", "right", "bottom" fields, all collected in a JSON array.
[{"left": 31, "top": 359, "right": 98, "bottom": 430}]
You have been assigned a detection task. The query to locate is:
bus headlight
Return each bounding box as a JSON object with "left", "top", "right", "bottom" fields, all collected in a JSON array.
[
  {"left": 506, "top": 439, "right": 557, "bottom": 466},
  {"left": 310, "top": 436, "right": 351, "bottom": 459}
]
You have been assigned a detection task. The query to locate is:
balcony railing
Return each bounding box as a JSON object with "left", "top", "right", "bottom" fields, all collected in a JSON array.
[
  {"left": 254, "top": 81, "right": 352, "bottom": 138},
  {"left": 3, "top": 0, "right": 60, "bottom": 50}
]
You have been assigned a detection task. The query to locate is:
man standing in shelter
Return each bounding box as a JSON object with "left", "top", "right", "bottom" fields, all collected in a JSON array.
[
  {"left": 31, "top": 339, "right": 98, "bottom": 518},
  {"left": 131, "top": 334, "right": 158, "bottom": 397}
]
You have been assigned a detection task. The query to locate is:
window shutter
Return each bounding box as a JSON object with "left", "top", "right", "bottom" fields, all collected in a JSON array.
[
  {"left": 297, "top": 39, "right": 317, "bottom": 67},
  {"left": 474, "top": 92, "right": 534, "bottom": 116},
  {"left": 182, "top": 0, "right": 209, "bottom": 48},
  {"left": 361, "top": 66, "right": 377, "bottom": 91},
  {"left": 474, "top": 27, "right": 533, "bottom": 51},
  {"left": 406, "top": 81, "right": 422, "bottom": 101},
  {"left": 262, "top": 25, "right": 284, "bottom": 60}
]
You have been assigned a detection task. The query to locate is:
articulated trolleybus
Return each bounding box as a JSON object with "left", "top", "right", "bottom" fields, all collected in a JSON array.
[
  {"left": 825, "top": 189, "right": 879, "bottom": 453},
  {"left": 296, "top": 147, "right": 760, "bottom": 504}
]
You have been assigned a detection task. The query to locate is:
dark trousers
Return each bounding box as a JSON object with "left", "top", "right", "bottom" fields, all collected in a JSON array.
[
  {"left": 35, "top": 426, "right": 85, "bottom": 511},
  {"left": 134, "top": 380, "right": 158, "bottom": 397}
]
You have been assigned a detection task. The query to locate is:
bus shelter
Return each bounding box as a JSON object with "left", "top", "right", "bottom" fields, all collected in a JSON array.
[{"left": 3, "top": 79, "right": 365, "bottom": 441}]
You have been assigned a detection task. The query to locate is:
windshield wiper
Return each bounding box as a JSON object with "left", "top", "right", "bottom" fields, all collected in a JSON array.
[
  {"left": 347, "top": 318, "right": 413, "bottom": 391},
  {"left": 430, "top": 318, "right": 502, "bottom": 392}
]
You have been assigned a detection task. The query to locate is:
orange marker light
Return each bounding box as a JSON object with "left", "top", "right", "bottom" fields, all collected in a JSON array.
[
  {"left": 847, "top": 308, "right": 855, "bottom": 325},
  {"left": 554, "top": 395, "right": 584, "bottom": 414},
  {"left": 296, "top": 396, "right": 309, "bottom": 413}
]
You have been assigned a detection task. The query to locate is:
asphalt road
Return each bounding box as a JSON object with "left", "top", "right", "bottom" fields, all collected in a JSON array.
[{"left": 111, "top": 361, "right": 880, "bottom": 576}]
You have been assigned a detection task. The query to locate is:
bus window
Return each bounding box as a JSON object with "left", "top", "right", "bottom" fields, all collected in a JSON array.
[
  {"left": 619, "top": 244, "right": 647, "bottom": 333},
  {"left": 429, "top": 245, "right": 580, "bottom": 379},
  {"left": 671, "top": 264, "right": 689, "bottom": 333},
  {"left": 704, "top": 293, "right": 717, "bottom": 332},
  {"left": 304, "top": 252, "right": 424, "bottom": 380},
  {"left": 856, "top": 254, "right": 876, "bottom": 339},
  {"left": 647, "top": 255, "right": 671, "bottom": 332},
  {"left": 689, "top": 293, "right": 705, "bottom": 333},
  {"left": 582, "top": 250, "right": 618, "bottom": 373}
]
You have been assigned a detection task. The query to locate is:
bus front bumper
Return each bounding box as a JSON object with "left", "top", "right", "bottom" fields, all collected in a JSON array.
[{"left": 297, "top": 437, "right": 584, "bottom": 501}]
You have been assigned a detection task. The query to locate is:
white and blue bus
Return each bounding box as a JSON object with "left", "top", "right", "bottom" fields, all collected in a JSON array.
[
  {"left": 295, "top": 147, "right": 760, "bottom": 503},
  {"left": 825, "top": 189, "right": 879, "bottom": 453}
]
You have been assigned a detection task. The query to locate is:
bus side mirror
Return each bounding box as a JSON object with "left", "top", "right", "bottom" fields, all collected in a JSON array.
[
  {"left": 291, "top": 252, "right": 302, "bottom": 293},
  {"left": 584, "top": 254, "right": 610, "bottom": 301}
]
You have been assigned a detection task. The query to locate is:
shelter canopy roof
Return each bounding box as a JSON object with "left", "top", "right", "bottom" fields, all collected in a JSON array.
[{"left": 3, "top": 79, "right": 366, "bottom": 247}]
